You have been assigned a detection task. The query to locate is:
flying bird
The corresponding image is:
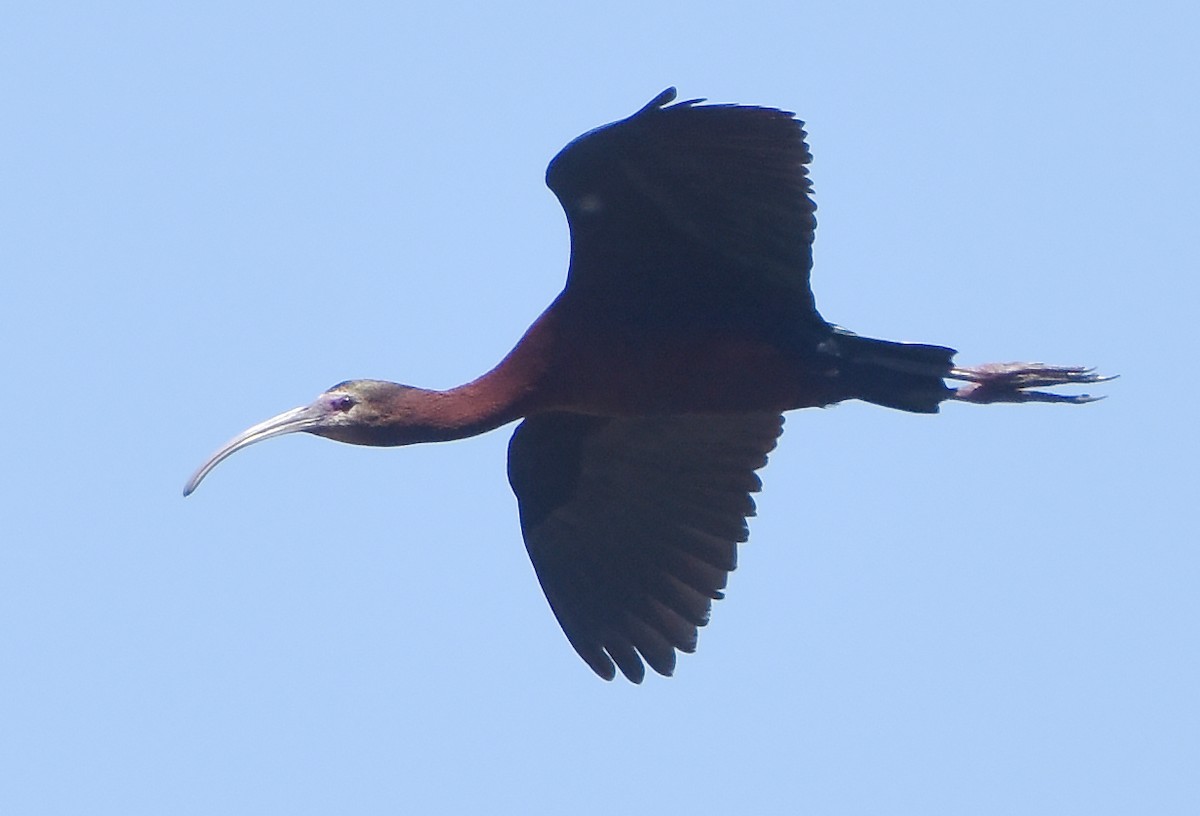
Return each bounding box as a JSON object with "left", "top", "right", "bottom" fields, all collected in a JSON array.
[{"left": 185, "top": 88, "right": 1107, "bottom": 682}]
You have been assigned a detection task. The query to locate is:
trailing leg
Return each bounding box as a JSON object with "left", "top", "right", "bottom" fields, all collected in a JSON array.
[{"left": 948, "top": 363, "right": 1113, "bottom": 405}]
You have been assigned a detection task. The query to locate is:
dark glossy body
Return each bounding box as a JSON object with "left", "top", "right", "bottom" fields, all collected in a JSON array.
[{"left": 185, "top": 89, "right": 1106, "bottom": 682}]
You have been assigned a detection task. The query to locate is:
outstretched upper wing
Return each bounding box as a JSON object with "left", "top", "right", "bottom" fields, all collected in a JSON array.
[
  {"left": 507, "top": 411, "right": 783, "bottom": 682},
  {"left": 546, "top": 88, "right": 822, "bottom": 333}
]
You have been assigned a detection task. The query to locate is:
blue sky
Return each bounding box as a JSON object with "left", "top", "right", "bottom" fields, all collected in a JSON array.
[{"left": 3, "top": 2, "right": 1197, "bottom": 814}]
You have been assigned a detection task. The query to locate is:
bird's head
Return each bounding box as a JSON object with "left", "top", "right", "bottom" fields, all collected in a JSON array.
[{"left": 183, "top": 379, "right": 421, "bottom": 496}]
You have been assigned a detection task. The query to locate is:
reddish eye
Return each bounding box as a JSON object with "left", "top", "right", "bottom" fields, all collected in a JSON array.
[{"left": 332, "top": 396, "right": 355, "bottom": 411}]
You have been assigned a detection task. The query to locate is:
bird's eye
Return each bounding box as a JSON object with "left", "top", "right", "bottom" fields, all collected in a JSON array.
[{"left": 332, "top": 395, "right": 356, "bottom": 411}]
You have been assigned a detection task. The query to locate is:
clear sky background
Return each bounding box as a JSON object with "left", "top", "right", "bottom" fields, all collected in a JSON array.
[{"left": 3, "top": 2, "right": 1197, "bottom": 814}]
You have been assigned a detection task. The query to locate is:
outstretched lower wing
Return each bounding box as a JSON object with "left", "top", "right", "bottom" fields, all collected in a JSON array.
[
  {"left": 546, "top": 88, "right": 822, "bottom": 334},
  {"left": 507, "top": 411, "right": 783, "bottom": 682}
]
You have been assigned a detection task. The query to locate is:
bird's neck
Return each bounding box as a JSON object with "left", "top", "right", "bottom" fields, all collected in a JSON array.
[
  {"left": 398, "top": 378, "right": 533, "bottom": 444},
  {"left": 374, "top": 307, "right": 564, "bottom": 445}
]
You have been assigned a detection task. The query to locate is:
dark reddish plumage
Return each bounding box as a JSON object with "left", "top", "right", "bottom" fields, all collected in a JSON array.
[{"left": 185, "top": 88, "right": 1107, "bottom": 683}]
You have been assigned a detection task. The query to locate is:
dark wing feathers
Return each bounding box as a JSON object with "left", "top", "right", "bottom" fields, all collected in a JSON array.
[
  {"left": 506, "top": 92, "right": 812, "bottom": 680},
  {"left": 546, "top": 88, "right": 821, "bottom": 331},
  {"left": 507, "top": 412, "right": 783, "bottom": 682}
]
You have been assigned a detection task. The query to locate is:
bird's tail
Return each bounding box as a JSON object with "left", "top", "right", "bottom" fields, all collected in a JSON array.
[{"left": 822, "top": 327, "right": 956, "bottom": 414}]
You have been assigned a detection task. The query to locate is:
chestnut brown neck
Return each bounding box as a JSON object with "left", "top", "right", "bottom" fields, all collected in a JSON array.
[{"left": 357, "top": 307, "right": 565, "bottom": 446}]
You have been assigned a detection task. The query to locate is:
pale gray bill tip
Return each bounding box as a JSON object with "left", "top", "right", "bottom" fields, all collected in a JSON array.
[{"left": 182, "top": 404, "right": 322, "bottom": 497}]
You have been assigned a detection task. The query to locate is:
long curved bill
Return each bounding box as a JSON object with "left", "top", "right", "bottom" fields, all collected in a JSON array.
[{"left": 183, "top": 404, "right": 325, "bottom": 496}]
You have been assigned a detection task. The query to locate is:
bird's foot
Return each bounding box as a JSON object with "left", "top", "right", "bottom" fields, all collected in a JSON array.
[{"left": 948, "top": 363, "right": 1114, "bottom": 405}]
